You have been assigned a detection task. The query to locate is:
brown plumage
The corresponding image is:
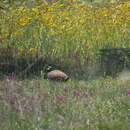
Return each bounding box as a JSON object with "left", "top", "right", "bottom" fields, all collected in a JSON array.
[{"left": 44, "top": 66, "right": 69, "bottom": 82}]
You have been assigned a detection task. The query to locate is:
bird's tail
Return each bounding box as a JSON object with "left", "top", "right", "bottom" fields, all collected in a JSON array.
[{"left": 65, "top": 76, "right": 69, "bottom": 81}]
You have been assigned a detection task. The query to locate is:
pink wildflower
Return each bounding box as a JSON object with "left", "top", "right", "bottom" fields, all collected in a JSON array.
[
  {"left": 8, "top": 73, "right": 16, "bottom": 79},
  {"left": 127, "top": 90, "right": 130, "bottom": 96},
  {"left": 73, "top": 89, "right": 81, "bottom": 96},
  {"left": 72, "top": 89, "right": 88, "bottom": 97},
  {"left": 63, "top": 88, "right": 68, "bottom": 93},
  {"left": 56, "top": 96, "right": 64, "bottom": 104},
  {"left": 81, "top": 93, "right": 88, "bottom": 97}
]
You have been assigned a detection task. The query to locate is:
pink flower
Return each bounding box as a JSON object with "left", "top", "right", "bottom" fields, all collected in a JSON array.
[
  {"left": 63, "top": 88, "right": 67, "bottom": 93},
  {"left": 72, "top": 89, "right": 88, "bottom": 97},
  {"left": 127, "top": 90, "right": 130, "bottom": 96},
  {"left": 32, "top": 91, "right": 44, "bottom": 104},
  {"left": 73, "top": 89, "right": 80, "bottom": 96},
  {"left": 47, "top": 96, "right": 51, "bottom": 98},
  {"left": 73, "top": 89, "right": 83, "bottom": 96},
  {"left": 56, "top": 96, "right": 64, "bottom": 104},
  {"left": 80, "top": 93, "right": 88, "bottom": 97},
  {"left": 8, "top": 73, "right": 16, "bottom": 79}
]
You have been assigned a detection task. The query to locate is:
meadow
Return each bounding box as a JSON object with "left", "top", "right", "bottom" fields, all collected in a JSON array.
[
  {"left": 0, "top": 0, "right": 130, "bottom": 129},
  {"left": 0, "top": 76, "right": 130, "bottom": 130}
]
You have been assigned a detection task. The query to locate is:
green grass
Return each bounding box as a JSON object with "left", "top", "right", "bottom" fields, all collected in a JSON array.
[{"left": 0, "top": 76, "right": 130, "bottom": 130}]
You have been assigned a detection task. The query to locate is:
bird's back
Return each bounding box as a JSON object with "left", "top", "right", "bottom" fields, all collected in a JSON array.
[{"left": 47, "top": 70, "right": 69, "bottom": 81}]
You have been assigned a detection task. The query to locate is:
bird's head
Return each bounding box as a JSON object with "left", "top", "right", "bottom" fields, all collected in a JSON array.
[
  {"left": 44, "top": 66, "right": 53, "bottom": 79},
  {"left": 45, "top": 66, "right": 53, "bottom": 73}
]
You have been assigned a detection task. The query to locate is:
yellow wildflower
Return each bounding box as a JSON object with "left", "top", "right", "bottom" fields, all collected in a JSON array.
[
  {"left": 64, "top": 17, "right": 70, "bottom": 21},
  {"left": 18, "top": 17, "right": 32, "bottom": 26},
  {"left": 17, "top": 6, "right": 28, "bottom": 12},
  {"left": 79, "top": 19, "right": 85, "bottom": 25},
  {"left": 29, "top": 48, "right": 36, "bottom": 53},
  {"left": 32, "top": 8, "right": 39, "bottom": 13}
]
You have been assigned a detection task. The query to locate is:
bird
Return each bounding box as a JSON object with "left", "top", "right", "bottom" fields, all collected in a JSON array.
[{"left": 44, "top": 66, "right": 69, "bottom": 82}]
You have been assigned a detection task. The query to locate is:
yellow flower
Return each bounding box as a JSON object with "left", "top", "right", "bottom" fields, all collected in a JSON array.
[
  {"left": 79, "top": 19, "right": 85, "bottom": 25},
  {"left": 51, "top": 24, "right": 57, "bottom": 28},
  {"left": 47, "top": 7, "right": 53, "bottom": 12},
  {"left": 127, "top": 16, "right": 130, "bottom": 21},
  {"left": 52, "top": 2, "right": 61, "bottom": 7},
  {"left": 59, "top": 4, "right": 64, "bottom": 8},
  {"left": 64, "top": 17, "right": 70, "bottom": 21},
  {"left": 12, "top": 31, "right": 20, "bottom": 37},
  {"left": 78, "top": 3, "right": 86, "bottom": 8},
  {"left": 32, "top": 8, "right": 39, "bottom": 13},
  {"left": 17, "top": 6, "right": 28, "bottom": 12},
  {"left": 60, "top": 25, "right": 65, "bottom": 30},
  {"left": 29, "top": 48, "right": 36, "bottom": 53},
  {"left": 18, "top": 17, "right": 32, "bottom": 26}
]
